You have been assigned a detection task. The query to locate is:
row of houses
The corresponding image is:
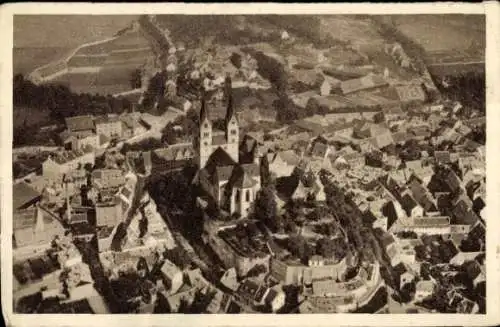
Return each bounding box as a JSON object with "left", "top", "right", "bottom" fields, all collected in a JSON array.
[{"left": 60, "top": 113, "right": 147, "bottom": 151}]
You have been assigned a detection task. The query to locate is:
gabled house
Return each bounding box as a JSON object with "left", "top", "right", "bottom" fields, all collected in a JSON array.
[
  {"left": 407, "top": 179, "right": 438, "bottom": 213},
  {"left": 393, "top": 262, "right": 415, "bottom": 290},
  {"left": 65, "top": 115, "right": 95, "bottom": 134},
  {"left": 266, "top": 150, "right": 301, "bottom": 179},
  {"left": 415, "top": 280, "right": 435, "bottom": 301},
  {"left": 13, "top": 206, "right": 66, "bottom": 251},
  {"left": 92, "top": 169, "right": 125, "bottom": 191},
  {"left": 160, "top": 259, "right": 183, "bottom": 294},
  {"left": 399, "top": 193, "right": 424, "bottom": 217}
]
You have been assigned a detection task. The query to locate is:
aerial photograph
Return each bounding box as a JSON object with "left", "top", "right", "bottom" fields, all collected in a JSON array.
[{"left": 12, "top": 14, "right": 485, "bottom": 314}]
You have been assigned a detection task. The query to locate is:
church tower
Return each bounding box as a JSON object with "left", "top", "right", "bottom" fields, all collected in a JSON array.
[
  {"left": 198, "top": 92, "right": 212, "bottom": 168},
  {"left": 224, "top": 75, "right": 239, "bottom": 163}
]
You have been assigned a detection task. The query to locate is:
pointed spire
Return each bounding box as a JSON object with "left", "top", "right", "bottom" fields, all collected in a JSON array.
[
  {"left": 200, "top": 89, "right": 209, "bottom": 122},
  {"left": 225, "top": 75, "right": 235, "bottom": 125}
]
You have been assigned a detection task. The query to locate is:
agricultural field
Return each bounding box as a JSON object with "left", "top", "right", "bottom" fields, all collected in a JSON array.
[
  {"left": 14, "top": 15, "right": 138, "bottom": 78},
  {"left": 95, "top": 66, "right": 138, "bottom": 88},
  {"left": 51, "top": 73, "right": 100, "bottom": 94},
  {"left": 13, "top": 47, "right": 71, "bottom": 75},
  {"left": 111, "top": 30, "right": 151, "bottom": 49},
  {"left": 77, "top": 41, "right": 117, "bottom": 56},
  {"left": 14, "top": 15, "right": 138, "bottom": 49},
  {"left": 19, "top": 17, "right": 154, "bottom": 96},
  {"left": 52, "top": 70, "right": 132, "bottom": 96},
  {"left": 318, "top": 16, "right": 386, "bottom": 46},
  {"left": 104, "top": 49, "right": 153, "bottom": 65},
  {"left": 67, "top": 55, "right": 108, "bottom": 67}
]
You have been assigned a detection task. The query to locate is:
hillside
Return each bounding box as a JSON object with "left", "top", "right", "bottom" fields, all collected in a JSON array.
[
  {"left": 27, "top": 21, "right": 156, "bottom": 95},
  {"left": 14, "top": 15, "right": 138, "bottom": 48}
]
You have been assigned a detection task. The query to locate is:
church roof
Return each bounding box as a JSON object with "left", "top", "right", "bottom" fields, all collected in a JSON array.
[
  {"left": 224, "top": 75, "right": 237, "bottom": 126},
  {"left": 215, "top": 166, "right": 235, "bottom": 182},
  {"left": 241, "top": 135, "right": 258, "bottom": 154},
  {"left": 206, "top": 147, "right": 236, "bottom": 169},
  {"left": 233, "top": 171, "right": 257, "bottom": 188},
  {"left": 240, "top": 163, "right": 260, "bottom": 177},
  {"left": 200, "top": 92, "right": 209, "bottom": 122}
]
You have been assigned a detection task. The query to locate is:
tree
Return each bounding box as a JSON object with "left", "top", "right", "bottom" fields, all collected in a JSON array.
[
  {"left": 288, "top": 235, "right": 313, "bottom": 263},
  {"left": 138, "top": 216, "right": 148, "bottom": 238},
  {"left": 275, "top": 94, "right": 301, "bottom": 123},
  {"left": 154, "top": 292, "right": 171, "bottom": 313},
  {"left": 305, "top": 97, "right": 319, "bottom": 117},
  {"left": 161, "top": 125, "right": 177, "bottom": 144},
  {"left": 230, "top": 52, "right": 242, "bottom": 69},
  {"left": 260, "top": 154, "right": 271, "bottom": 187},
  {"left": 254, "top": 187, "right": 278, "bottom": 230},
  {"left": 164, "top": 247, "right": 191, "bottom": 270},
  {"left": 316, "top": 237, "right": 336, "bottom": 258},
  {"left": 83, "top": 163, "right": 93, "bottom": 173}
]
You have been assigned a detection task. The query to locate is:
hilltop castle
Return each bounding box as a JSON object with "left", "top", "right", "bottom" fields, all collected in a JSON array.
[{"left": 195, "top": 77, "right": 261, "bottom": 218}]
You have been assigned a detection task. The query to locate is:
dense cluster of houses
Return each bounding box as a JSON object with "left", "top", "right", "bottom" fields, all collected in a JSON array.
[{"left": 12, "top": 16, "right": 486, "bottom": 314}]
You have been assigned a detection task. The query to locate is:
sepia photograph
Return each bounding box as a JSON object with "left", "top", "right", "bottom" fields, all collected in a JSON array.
[{"left": 1, "top": 2, "right": 499, "bottom": 326}]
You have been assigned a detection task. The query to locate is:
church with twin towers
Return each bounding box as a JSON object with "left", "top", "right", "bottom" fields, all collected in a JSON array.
[
  {"left": 197, "top": 76, "right": 240, "bottom": 169},
  {"left": 195, "top": 76, "right": 262, "bottom": 218}
]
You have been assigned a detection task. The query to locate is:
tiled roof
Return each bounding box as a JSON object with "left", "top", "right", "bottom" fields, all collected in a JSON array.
[
  {"left": 120, "top": 115, "right": 142, "bottom": 129},
  {"left": 152, "top": 143, "right": 194, "bottom": 162},
  {"left": 452, "top": 202, "right": 479, "bottom": 226},
  {"left": 65, "top": 115, "right": 95, "bottom": 132},
  {"left": 416, "top": 280, "right": 434, "bottom": 293},
  {"left": 160, "top": 259, "right": 181, "bottom": 279},
  {"left": 241, "top": 135, "right": 258, "bottom": 154},
  {"left": 371, "top": 132, "right": 394, "bottom": 149},
  {"left": 380, "top": 233, "right": 395, "bottom": 248},
  {"left": 412, "top": 216, "right": 450, "bottom": 227},
  {"left": 233, "top": 171, "right": 257, "bottom": 188},
  {"left": 92, "top": 169, "right": 125, "bottom": 189},
  {"left": 14, "top": 208, "right": 37, "bottom": 230},
  {"left": 392, "top": 131, "right": 410, "bottom": 144},
  {"left": 96, "top": 203, "right": 120, "bottom": 227},
  {"left": 241, "top": 163, "right": 259, "bottom": 177},
  {"left": 310, "top": 142, "right": 329, "bottom": 159},
  {"left": 435, "top": 151, "right": 452, "bottom": 164},
  {"left": 94, "top": 115, "right": 120, "bottom": 125},
  {"left": 50, "top": 148, "right": 93, "bottom": 165},
  {"left": 206, "top": 147, "right": 236, "bottom": 169},
  {"left": 293, "top": 69, "right": 321, "bottom": 86},
  {"left": 13, "top": 182, "right": 41, "bottom": 210},
  {"left": 408, "top": 180, "right": 436, "bottom": 212},
  {"left": 237, "top": 279, "right": 261, "bottom": 300},
  {"left": 278, "top": 150, "right": 301, "bottom": 166},
  {"left": 340, "top": 74, "right": 388, "bottom": 95},
  {"left": 215, "top": 166, "right": 235, "bottom": 182}
]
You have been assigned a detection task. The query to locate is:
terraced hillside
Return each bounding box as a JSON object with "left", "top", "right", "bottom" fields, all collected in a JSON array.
[{"left": 29, "top": 23, "right": 156, "bottom": 95}]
